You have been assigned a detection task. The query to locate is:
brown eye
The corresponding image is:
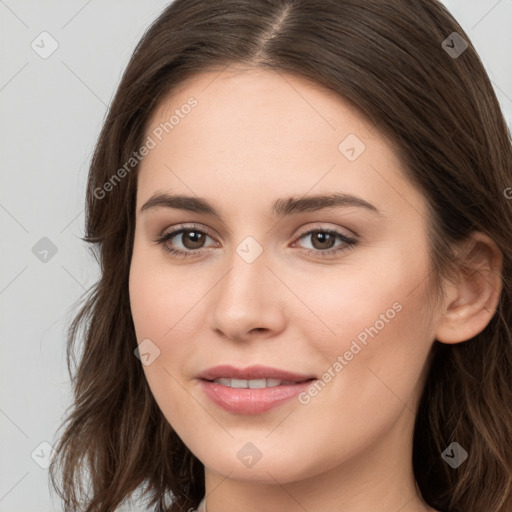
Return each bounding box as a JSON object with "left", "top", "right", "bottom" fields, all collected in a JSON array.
[
  {"left": 155, "top": 226, "right": 216, "bottom": 258},
  {"left": 308, "top": 231, "right": 337, "bottom": 250},
  {"left": 178, "top": 230, "right": 207, "bottom": 250},
  {"left": 155, "top": 225, "right": 357, "bottom": 260},
  {"left": 294, "top": 228, "right": 358, "bottom": 257}
]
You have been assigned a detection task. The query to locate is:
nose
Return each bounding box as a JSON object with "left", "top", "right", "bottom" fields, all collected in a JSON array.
[{"left": 208, "top": 247, "right": 287, "bottom": 342}]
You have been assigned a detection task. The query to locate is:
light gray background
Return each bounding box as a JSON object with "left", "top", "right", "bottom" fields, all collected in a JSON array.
[{"left": 1, "top": 1, "right": 511, "bottom": 511}]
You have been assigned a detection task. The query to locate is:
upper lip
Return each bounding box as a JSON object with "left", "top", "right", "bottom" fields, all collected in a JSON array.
[{"left": 197, "top": 364, "right": 316, "bottom": 382}]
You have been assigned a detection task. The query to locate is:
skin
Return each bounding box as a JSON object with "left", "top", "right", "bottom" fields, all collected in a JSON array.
[{"left": 128, "top": 66, "right": 502, "bottom": 512}]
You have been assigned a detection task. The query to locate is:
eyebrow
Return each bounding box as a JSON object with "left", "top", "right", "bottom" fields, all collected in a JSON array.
[{"left": 140, "top": 192, "right": 382, "bottom": 218}]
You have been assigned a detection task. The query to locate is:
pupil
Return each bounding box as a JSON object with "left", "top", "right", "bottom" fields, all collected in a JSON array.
[
  {"left": 184, "top": 231, "right": 204, "bottom": 249},
  {"left": 313, "top": 232, "right": 334, "bottom": 249}
]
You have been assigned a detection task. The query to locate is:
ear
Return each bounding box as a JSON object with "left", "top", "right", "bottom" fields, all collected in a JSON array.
[{"left": 435, "top": 231, "right": 503, "bottom": 344}]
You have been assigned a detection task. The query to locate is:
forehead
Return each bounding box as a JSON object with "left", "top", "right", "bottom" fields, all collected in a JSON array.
[
  {"left": 137, "top": 66, "right": 428, "bottom": 223},
  {"left": 146, "top": 65, "right": 373, "bottom": 143}
]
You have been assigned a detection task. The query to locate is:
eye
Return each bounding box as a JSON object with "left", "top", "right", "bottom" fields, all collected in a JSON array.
[
  {"left": 292, "top": 228, "right": 358, "bottom": 257},
  {"left": 154, "top": 224, "right": 358, "bottom": 259},
  {"left": 154, "top": 225, "right": 217, "bottom": 259}
]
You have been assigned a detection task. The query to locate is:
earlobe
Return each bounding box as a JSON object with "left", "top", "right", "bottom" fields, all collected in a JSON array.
[{"left": 435, "top": 231, "right": 503, "bottom": 344}]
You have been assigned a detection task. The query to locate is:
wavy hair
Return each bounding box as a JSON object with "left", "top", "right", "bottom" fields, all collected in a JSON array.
[{"left": 48, "top": 1, "right": 512, "bottom": 511}]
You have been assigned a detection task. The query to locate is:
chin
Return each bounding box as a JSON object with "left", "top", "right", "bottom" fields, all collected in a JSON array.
[{"left": 193, "top": 437, "right": 328, "bottom": 484}]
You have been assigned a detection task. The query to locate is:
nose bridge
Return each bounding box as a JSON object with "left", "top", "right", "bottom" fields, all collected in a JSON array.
[
  {"left": 209, "top": 237, "right": 284, "bottom": 338},
  {"left": 218, "top": 242, "right": 269, "bottom": 314}
]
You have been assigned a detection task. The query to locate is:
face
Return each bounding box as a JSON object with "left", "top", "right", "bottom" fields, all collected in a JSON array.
[{"left": 129, "top": 66, "right": 439, "bottom": 484}]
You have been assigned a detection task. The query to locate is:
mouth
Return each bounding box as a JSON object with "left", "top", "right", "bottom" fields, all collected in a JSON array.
[
  {"left": 205, "top": 377, "right": 314, "bottom": 388},
  {"left": 197, "top": 365, "right": 317, "bottom": 414},
  {"left": 197, "top": 363, "right": 316, "bottom": 382}
]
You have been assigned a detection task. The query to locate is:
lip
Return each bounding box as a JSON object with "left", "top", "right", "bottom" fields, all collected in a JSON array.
[
  {"left": 196, "top": 364, "right": 316, "bottom": 382},
  {"left": 197, "top": 364, "right": 317, "bottom": 415}
]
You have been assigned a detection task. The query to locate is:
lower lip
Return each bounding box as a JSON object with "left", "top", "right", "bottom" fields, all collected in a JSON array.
[{"left": 199, "top": 379, "right": 316, "bottom": 414}]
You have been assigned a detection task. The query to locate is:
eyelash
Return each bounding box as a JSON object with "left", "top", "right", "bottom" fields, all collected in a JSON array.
[{"left": 154, "top": 224, "right": 358, "bottom": 259}]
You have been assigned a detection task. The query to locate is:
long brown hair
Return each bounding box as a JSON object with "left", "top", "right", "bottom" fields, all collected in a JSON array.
[{"left": 48, "top": 1, "right": 512, "bottom": 511}]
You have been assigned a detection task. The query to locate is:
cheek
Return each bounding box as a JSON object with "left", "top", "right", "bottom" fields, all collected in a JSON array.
[
  {"left": 129, "top": 244, "right": 216, "bottom": 407},
  {"left": 293, "top": 244, "right": 435, "bottom": 407},
  {"left": 283, "top": 262, "right": 434, "bottom": 472},
  {"left": 129, "top": 239, "right": 205, "bottom": 342},
  {"left": 129, "top": 252, "right": 206, "bottom": 424},
  {"left": 287, "top": 248, "right": 431, "bottom": 354}
]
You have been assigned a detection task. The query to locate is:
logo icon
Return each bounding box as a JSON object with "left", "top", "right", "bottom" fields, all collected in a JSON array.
[
  {"left": 236, "top": 236, "right": 263, "bottom": 264},
  {"left": 31, "top": 441, "right": 57, "bottom": 469},
  {"left": 134, "top": 338, "right": 161, "bottom": 366},
  {"left": 441, "top": 442, "right": 468, "bottom": 468},
  {"left": 31, "top": 31, "right": 59, "bottom": 59},
  {"left": 442, "top": 32, "right": 468, "bottom": 59},
  {"left": 236, "top": 442, "right": 263, "bottom": 468},
  {"left": 338, "top": 134, "right": 366, "bottom": 161},
  {"left": 32, "top": 237, "right": 58, "bottom": 263}
]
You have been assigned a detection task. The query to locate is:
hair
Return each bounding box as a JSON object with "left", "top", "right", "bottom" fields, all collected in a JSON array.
[{"left": 48, "top": 0, "right": 512, "bottom": 511}]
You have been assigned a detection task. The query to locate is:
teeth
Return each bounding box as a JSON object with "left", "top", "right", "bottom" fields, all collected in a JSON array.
[
  {"left": 211, "top": 378, "right": 297, "bottom": 388},
  {"left": 248, "top": 379, "right": 266, "bottom": 389},
  {"left": 230, "top": 378, "right": 248, "bottom": 388}
]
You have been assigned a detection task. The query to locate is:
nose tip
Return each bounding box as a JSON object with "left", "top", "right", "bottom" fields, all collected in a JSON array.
[{"left": 208, "top": 260, "right": 286, "bottom": 342}]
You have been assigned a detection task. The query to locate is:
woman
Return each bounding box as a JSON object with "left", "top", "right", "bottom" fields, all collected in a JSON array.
[{"left": 49, "top": 1, "right": 512, "bottom": 511}]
